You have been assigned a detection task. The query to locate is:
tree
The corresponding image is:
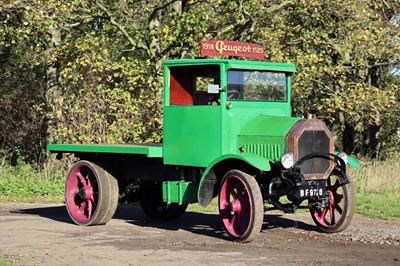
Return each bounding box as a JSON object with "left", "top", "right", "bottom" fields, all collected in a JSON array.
[
  {"left": 49, "top": 0, "right": 212, "bottom": 144},
  {"left": 250, "top": 0, "right": 399, "bottom": 157},
  {"left": 0, "top": 0, "right": 49, "bottom": 165},
  {"left": 1, "top": 0, "right": 399, "bottom": 166}
]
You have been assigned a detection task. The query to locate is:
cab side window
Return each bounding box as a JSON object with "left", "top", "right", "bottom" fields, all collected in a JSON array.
[{"left": 169, "top": 65, "right": 220, "bottom": 106}]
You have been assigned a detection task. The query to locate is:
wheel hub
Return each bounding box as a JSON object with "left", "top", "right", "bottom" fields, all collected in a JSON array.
[
  {"left": 78, "top": 187, "right": 86, "bottom": 199},
  {"left": 228, "top": 199, "right": 241, "bottom": 213},
  {"left": 228, "top": 202, "right": 234, "bottom": 212}
]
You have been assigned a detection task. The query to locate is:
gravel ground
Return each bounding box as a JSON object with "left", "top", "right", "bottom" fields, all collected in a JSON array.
[{"left": 0, "top": 204, "right": 399, "bottom": 265}]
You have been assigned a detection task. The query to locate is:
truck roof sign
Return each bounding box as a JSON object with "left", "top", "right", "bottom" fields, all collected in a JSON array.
[{"left": 200, "top": 40, "right": 264, "bottom": 60}]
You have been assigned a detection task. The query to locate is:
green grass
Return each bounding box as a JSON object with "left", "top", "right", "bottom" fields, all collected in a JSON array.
[
  {"left": 0, "top": 195, "right": 63, "bottom": 204},
  {"left": 0, "top": 157, "right": 65, "bottom": 199},
  {"left": 0, "top": 260, "right": 14, "bottom": 266},
  {"left": 349, "top": 156, "right": 400, "bottom": 220},
  {"left": 355, "top": 192, "right": 400, "bottom": 220}
]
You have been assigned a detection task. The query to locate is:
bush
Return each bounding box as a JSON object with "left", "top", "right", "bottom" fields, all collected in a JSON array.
[{"left": 0, "top": 156, "right": 65, "bottom": 197}]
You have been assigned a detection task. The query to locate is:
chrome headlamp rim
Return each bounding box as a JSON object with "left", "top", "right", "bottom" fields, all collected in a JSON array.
[
  {"left": 281, "top": 152, "right": 294, "bottom": 169},
  {"left": 337, "top": 152, "right": 348, "bottom": 165}
]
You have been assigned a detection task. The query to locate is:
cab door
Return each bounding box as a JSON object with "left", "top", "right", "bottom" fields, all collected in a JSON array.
[{"left": 163, "top": 64, "right": 224, "bottom": 167}]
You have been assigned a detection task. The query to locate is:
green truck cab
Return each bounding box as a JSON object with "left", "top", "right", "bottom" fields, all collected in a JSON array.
[{"left": 49, "top": 56, "right": 358, "bottom": 242}]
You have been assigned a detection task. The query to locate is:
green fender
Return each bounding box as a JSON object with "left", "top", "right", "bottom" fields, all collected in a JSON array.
[
  {"left": 347, "top": 155, "right": 360, "bottom": 168},
  {"left": 197, "top": 153, "right": 271, "bottom": 207}
]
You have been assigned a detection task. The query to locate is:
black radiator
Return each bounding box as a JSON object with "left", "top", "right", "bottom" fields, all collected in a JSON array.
[{"left": 298, "top": 130, "right": 331, "bottom": 175}]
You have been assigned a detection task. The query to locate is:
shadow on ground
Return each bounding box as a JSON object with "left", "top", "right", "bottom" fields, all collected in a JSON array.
[{"left": 10, "top": 204, "right": 318, "bottom": 240}]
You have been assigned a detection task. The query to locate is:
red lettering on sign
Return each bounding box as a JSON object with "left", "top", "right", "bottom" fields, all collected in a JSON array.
[{"left": 200, "top": 40, "right": 264, "bottom": 60}]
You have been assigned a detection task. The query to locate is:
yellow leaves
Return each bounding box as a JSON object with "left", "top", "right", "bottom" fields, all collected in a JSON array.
[
  {"left": 338, "top": 83, "right": 397, "bottom": 130},
  {"left": 162, "top": 26, "right": 170, "bottom": 35}
]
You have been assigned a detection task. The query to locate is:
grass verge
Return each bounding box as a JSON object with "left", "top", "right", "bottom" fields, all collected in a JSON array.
[
  {"left": 0, "top": 195, "right": 63, "bottom": 204},
  {"left": 355, "top": 192, "right": 400, "bottom": 220}
]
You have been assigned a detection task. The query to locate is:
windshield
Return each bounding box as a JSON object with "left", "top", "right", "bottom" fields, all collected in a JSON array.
[{"left": 227, "top": 70, "right": 287, "bottom": 102}]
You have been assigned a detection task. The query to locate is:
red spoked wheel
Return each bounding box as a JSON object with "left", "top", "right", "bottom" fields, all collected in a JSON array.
[
  {"left": 218, "top": 170, "right": 263, "bottom": 242},
  {"left": 65, "top": 160, "right": 119, "bottom": 226},
  {"left": 309, "top": 170, "right": 355, "bottom": 233}
]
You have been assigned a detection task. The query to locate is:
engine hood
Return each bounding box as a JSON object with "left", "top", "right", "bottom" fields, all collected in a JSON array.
[
  {"left": 238, "top": 115, "right": 301, "bottom": 137},
  {"left": 237, "top": 116, "right": 335, "bottom": 180},
  {"left": 237, "top": 115, "right": 300, "bottom": 162}
]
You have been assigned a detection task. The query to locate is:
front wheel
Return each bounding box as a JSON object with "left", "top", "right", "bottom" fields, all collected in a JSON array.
[
  {"left": 309, "top": 170, "right": 355, "bottom": 233},
  {"left": 218, "top": 170, "right": 264, "bottom": 242},
  {"left": 65, "top": 160, "right": 119, "bottom": 226}
]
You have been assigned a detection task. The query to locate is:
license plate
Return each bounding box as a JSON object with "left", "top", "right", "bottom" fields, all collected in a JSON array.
[{"left": 296, "top": 182, "right": 326, "bottom": 198}]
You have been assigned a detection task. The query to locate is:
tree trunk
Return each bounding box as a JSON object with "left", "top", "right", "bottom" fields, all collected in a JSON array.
[{"left": 44, "top": 24, "right": 61, "bottom": 146}]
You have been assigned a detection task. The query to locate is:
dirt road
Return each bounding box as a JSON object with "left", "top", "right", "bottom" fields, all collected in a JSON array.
[{"left": 0, "top": 204, "right": 399, "bottom": 265}]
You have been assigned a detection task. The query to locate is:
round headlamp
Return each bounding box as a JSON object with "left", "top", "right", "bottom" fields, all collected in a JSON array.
[
  {"left": 337, "top": 152, "right": 348, "bottom": 165},
  {"left": 281, "top": 153, "right": 294, "bottom": 169}
]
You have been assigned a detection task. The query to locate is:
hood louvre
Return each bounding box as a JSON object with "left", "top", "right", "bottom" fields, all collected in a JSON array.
[{"left": 243, "top": 143, "right": 281, "bottom": 161}]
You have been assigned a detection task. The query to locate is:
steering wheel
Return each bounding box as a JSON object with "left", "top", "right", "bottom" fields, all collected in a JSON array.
[{"left": 227, "top": 89, "right": 240, "bottom": 100}]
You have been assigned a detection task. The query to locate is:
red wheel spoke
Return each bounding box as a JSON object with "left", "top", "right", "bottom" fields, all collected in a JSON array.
[
  {"left": 79, "top": 201, "right": 87, "bottom": 215},
  {"left": 87, "top": 191, "right": 95, "bottom": 202},
  {"left": 68, "top": 187, "right": 79, "bottom": 196},
  {"left": 329, "top": 205, "right": 336, "bottom": 225},
  {"left": 321, "top": 206, "right": 328, "bottom": 218},
  {"left": 220, "top": 199, "right": 229, "bottom": 210},
  {"left": 315, "top": 207, "right": 328, "bottom": 224},
  {"left": 87, "top": 200, "right": 93, "bottom": 219},
  {"left": 77, "top": 172, "right": 86, "bottom": 185}
]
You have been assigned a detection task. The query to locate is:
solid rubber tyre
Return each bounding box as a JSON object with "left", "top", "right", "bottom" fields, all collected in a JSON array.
[
  {"left": 218, "top": 170, "right": 264, "bottom": 242},
  {"left": 65, "top": 160, "right": 119, "bottom": 226}
]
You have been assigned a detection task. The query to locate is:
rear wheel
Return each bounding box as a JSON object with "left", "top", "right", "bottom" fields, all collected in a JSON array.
[
  {"left": 65, "top": 160, "right": 119, "bottom": 226},
  {"left": 309, "top": 170, "right": 355, "bottom": 233},
  {"left": 218, "top": 170, "right": 264, "bottom": 242},
  {"left": 140, "top": 181, "right": 188, "bottom": 220}
]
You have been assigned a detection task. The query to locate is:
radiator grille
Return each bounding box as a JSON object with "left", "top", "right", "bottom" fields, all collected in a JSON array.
[{"left": 298, "top": 130, "right": 330, "bottom": 174}]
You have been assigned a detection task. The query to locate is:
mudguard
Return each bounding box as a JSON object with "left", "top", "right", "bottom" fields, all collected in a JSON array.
[
  {"left": 347, "top": 155, "right": 360, "bottom": 168},
  {"left": 197, "top": 153, "right": 271, "bottom": 207}
]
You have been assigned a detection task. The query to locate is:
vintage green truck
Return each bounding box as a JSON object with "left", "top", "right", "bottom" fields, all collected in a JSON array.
[{"left": 48, "top": 42, "right": 359, "bottom": 242}]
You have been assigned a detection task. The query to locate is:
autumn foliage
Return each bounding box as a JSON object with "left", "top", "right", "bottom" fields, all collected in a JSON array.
[{"left": 0, "top": 0, "right": 399, "bottom": 166}]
